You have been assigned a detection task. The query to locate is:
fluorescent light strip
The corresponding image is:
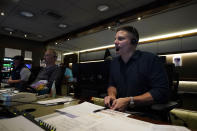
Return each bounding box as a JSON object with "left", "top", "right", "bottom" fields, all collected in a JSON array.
[
  {"left": 79, "top": 45, "right": 114, "bottom": 53},
  {"left": 4, "top": 58, "right": 12, "bottom": 61},
  {"left": 63, "top": 28, "right": 197, "bottom": 55},
  {"left": 24, "top": 58, "right": 32, "bottom": 61},
  {"left": 80, "top": 60, "right": 104, "bottom": 63},
  {"left": 160, "top": 52, "right": 197, "bottom": 57},
  {"left": 63, "top": 52, "right": 76, "bottom": 55},
  {"left": 139, "top": 28, "right": 197, "bottom": 43},
  {"left": 179, "top": 81, "right": 197, "bottom": 85}
]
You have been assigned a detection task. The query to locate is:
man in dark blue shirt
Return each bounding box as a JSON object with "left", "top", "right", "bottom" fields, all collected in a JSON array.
[
  {"left": 104, "top": 26, "right": 169, "bottom": 111},
  {"left": 8, "top": 56, "right": 31, "bottom": 91}
]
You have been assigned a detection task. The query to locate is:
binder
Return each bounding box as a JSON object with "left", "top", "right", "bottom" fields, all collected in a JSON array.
[{"left": 0, "top": 107, "right": 56, "bottom": 131}]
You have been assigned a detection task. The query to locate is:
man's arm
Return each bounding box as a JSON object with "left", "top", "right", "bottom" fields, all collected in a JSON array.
[
  {"left": 104, "top": 86, "right": 117, "bottom": 108},
  {"left": 108, "top": 86, "right": 117, "bottom": 98},
  {"left": 8, "top": 77, "right": 21, "bottom": 84},
  {"left": 111, "top": 92, "right": 154, "bottom": 111},
  {"left": 133, "top": 92, "right": 154, "bottom": 105},
  {"left": 148, "top": 56, "right": 169, "bottom": 103}
]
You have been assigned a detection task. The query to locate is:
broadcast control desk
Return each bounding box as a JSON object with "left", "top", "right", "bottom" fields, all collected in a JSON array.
[
  {"left": 12, "top": 95, "right": 79, "bottom": 118},
  {"left": 1, "top": 94, "right": 195, "bottom": 131}
]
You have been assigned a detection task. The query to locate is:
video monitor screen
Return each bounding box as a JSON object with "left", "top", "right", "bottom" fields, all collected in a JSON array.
[
  {"left": 3, "top": 63, "right": 13, "bottom": 71},
  {"left": 72, "top": 60, "right": 111, "bottom": 98},
  {"left": 25, "top": 64, "right": 32, "bottom": 69},
  {"left": 3, "top": 64, "right": 11, "bottom": 68}
]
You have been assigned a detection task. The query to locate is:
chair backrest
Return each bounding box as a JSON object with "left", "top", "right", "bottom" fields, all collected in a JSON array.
[
  {"left": 72, "top": 61, "right": 110, "bottom": 98},
  {"left": 150, "top": 63, "right": 181, "bottom": 122},
  {"left": 27, "top": 66, "right": 42, "bottom": 85},
  {"left": 164, "top": 63, "right": 179, "bottom": 101},
  {"left": 54, "top": 66, "right": 66, "bottom": 95}
]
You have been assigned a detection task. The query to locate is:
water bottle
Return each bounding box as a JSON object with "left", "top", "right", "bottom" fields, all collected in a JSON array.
[
  {"left": 51, "top": 80, "right": 56, "bottom": 98},
  {"left": 6, "top": 94, "right": 11, "bottom": 106},
  {"left": 2, "top": 93, "right": 11, "bottom": 106}
]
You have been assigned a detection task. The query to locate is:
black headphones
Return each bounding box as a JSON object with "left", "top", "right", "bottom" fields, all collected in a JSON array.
[
  {"left": 116, "top": 26, "right": 139, "bottom": 45},
  {"left": 131, "top": 38, "right": 137, "bottom": 45}
]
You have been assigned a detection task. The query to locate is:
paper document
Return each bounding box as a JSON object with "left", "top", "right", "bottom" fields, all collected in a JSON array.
[
  {"left": 43, "top": 111, "right": 152, "bottom": 131},
  {"left": 37, "top": 97, "right": 73, "bottom": 105},
  {"left": 101, "top": 109, "right": 130, "bottom": 117},
  {"left": 38, "top": 102, "right": 190, "bottom": 131},
  {"left": 56, "top": 102, "right": 105, "bottom": 116},
  {"left": 56, "top": 101, "right": 129, "bottom": 117},
  {"left": 150, "top": 124, "right": 190, "bottom": 131},
  {"left": 0, "top": 115, "right": 44, "bottom": 131}
]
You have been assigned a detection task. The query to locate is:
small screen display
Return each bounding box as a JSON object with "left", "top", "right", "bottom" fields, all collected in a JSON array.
[
  {"left": 2, "top": 63, "right": 13, "bottom": 71},
  {"left": 25, "top": 64, "right": 32, "bottom": 69}
]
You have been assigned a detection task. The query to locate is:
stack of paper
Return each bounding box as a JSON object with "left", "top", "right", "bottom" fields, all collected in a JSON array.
[
  {"left": 37, "top": 97, "right": 74, "bottom": 105},
  {"left": 38, "top": 102, "right": 190, "bottom": 131}
]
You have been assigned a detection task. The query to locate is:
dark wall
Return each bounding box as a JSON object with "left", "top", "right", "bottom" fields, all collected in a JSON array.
[
  {"left": 63, "top": 54, "right": 78, "bottom": 65},
  {"left": 166, "top": 54, "right": 197, "bottom": 81},
  {"left": 0, "top": 35, "right": 46, "bottom": 67},
  {"left": 73, "top": 61, "right": 110, "bottom": 98}
]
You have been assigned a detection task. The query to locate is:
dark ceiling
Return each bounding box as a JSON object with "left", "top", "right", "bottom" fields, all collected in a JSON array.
[{"left": 0, "top": 0, "right": 190, "bottom": 43}]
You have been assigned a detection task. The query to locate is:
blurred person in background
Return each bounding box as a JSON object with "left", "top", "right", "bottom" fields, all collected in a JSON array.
[{"left": 8, "top": 55, "right": 31, "bottom": 91}]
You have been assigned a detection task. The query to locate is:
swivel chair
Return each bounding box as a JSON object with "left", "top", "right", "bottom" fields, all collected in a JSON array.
[{"left": 151, "top": 63, "right": 181, "bottom": 122}]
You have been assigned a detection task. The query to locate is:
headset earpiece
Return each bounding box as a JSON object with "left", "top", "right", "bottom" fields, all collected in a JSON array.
[{"left": 131, "top": 39, "right": 137, "bottom": 45}]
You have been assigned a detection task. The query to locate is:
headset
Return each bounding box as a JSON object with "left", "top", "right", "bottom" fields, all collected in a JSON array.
[
  {"left": 129, "top": 26, "right": 138, "bottom": 45},
  {"left": 116, "top": 26, "right": 139, "bottom": 46},
  {"left": 131, "top": 38, "right": 137, "bottom": 45}
]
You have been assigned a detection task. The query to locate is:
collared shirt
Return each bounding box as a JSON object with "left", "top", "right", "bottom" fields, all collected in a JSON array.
[
  {"left": 109, "top": 50, "right": 169, "bottom": 103},
  {"left": 11, "top": 66, "right": 31, "bottom": 81},
  {"left": 64, "top": 68, "right": 73, "bottom": 82},
  {"left": 10, "top": 65, "right": 31, "bottom": 91},
  {"left": 35, "top": 65, "right": 59, "bottom": 90}
]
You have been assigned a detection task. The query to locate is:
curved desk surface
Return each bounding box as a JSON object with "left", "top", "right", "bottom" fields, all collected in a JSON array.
[{"left": 5, "top": 95, "right": 195, "bottom": 131}]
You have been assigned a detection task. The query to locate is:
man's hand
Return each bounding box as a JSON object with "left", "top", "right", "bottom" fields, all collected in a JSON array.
[
  {"left": 111, "top": 97, "right": 131, "bottom": 111},
  {"left": 7, "top": 79, "right": 12, "bottom": 84},
  {"left": 104, "top": 95, "right": 116, "bottom": 108}
]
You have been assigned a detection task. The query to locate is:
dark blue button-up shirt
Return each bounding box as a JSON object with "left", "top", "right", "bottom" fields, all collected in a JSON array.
[{"left": 109, "top": 50, "right": 169, "bottom": 103}]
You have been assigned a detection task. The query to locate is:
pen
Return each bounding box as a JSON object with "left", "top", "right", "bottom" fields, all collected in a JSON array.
[
  {"left": 93, "top": 107, "right": 108, "bottom": 113},
  {"left": 56, "top": 110, "right": 78, "bottom": 118}
]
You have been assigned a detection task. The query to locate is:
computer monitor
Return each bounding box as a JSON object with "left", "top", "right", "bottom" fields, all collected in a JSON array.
[
  {"left": 73, "top": 60, "right": 111, "bottom": 98},
  {"left": 2, "top": 63, "right": 13, "bottom": 71},
  {"left": 25, "top": 64, "right": 32, "bottom": 69},
  {"left": 3, "top": 58, "right": 13, "bottom": 71}
]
